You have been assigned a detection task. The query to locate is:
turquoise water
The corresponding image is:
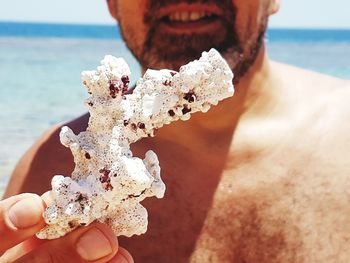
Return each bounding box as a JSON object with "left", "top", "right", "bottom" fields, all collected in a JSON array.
[{"left": 1, "top": 22, "right": 350, "bottom": 195}]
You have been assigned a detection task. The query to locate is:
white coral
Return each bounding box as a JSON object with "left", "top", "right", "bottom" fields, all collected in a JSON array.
[{"left": 36, "top": 48, "right": 234, "bottom": 239}]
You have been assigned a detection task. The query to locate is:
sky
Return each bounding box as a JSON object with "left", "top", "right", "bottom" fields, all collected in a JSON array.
[{"left": 0, "top": 0, "right": 349, "bottom": 29}]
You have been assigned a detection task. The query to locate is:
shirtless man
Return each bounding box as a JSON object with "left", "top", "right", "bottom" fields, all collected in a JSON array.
[{"left": 2, "top": 0, "right": 350, "bottom": 262}]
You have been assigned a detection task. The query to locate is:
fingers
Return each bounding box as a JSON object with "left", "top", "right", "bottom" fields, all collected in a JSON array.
[
  {"left": 1, "top": 193, "right": 134, "bottom": 263},
  {"left": 109, "top": 247, "right": 134, "bottom": 263},
  {"left": 14, "top": 222, "right": 120, "bottom": 263},
  {"left": 0, "top": 193, "right": 46, "bottom": 255},
  {"left": 1, "top": 236, "right": 47, "bottom": 262}
]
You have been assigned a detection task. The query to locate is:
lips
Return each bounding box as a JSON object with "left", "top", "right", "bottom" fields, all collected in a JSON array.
[{"left": 155, "top": 4, "right": 224, "bottom": 34}]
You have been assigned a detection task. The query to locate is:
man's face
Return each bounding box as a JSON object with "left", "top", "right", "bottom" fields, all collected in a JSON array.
[{"left": 110, "top": 0, "right": 274, "bottom": 83}]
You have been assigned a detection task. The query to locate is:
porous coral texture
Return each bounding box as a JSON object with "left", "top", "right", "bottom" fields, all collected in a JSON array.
[{"left": 36, "top": 48, "right": 234, "bottom": 239}]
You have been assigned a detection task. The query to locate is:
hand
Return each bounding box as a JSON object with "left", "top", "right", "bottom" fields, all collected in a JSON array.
[{"left": 0, "top": 193, "right": 133, "bottom": 263}]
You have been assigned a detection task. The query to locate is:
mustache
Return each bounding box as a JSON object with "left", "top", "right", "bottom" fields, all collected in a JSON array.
[
  {"left": 144, "top": 0, "right": 236, "bottom": 25},
  {"left": 140, "top": 0, "right": 242, "bottom": 72}
]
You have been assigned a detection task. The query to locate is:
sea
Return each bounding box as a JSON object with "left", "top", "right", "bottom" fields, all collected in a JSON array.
[{"left": 1, "top": 22, "right": 350, "bottom": 196}]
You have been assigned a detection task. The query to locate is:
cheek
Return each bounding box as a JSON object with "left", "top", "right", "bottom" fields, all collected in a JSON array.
[
  {"left": 118, "top": 0, "right": 148, "bottom": 56},
  {"left": 233, "top": 1, "right": 267, "bottom": 52}
]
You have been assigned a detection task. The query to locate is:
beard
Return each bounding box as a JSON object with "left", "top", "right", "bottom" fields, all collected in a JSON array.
[{"left": 119, "top": 0, "right": 268, "bottom": 84}]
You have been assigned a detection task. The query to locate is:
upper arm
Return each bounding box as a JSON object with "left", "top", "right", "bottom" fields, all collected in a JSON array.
[
  {"left": 3, "top": 113, "right": 89, "bottom": 199},
  {"left": 3, "top": 124, "right": 67, "bottom": 198}
]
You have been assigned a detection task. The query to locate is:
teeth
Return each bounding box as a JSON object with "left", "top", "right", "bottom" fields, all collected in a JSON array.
[
  {"left": 190, "top": 12, "right": 200, "bottom": 21},
  {"left": 174, "top": 12, "right": 181, "bottom": 21},
  {"left": 167, "top": 11, "right": 212, "bottom": 22},
  {"left": 181, "top": 12, "right": 190, "bottom": 21}
]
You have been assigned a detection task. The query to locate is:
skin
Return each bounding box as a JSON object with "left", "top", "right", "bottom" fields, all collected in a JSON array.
[
  {"left": 3, "top": 0, "right": 350, "bottom": 262},
  {"left": 0, "top": 193, "right": 133, "bottom": 262}
]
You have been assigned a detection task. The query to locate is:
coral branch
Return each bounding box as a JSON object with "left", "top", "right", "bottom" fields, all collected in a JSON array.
[{"left": 36, "top": 49, "right": 234, "bottom": 239}]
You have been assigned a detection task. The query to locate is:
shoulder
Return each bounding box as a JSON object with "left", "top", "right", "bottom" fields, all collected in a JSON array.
[
  {"left": 26, "top": 113, "right": 90, "bottom": 156},
  {"left": 271, "top": 60, "right": 350, "bottom": 90},
  {"left": 271, "top": 60, "right": 350, "bottom": 113},
  {"left": 268, "top": 61, "right": 350, "bottom": 147},
  {"left": 278, "top": 62, "right": 350, "bottom": 157},
  {"left": 4, "top": 113, "right": 89, "bottom": 197}
]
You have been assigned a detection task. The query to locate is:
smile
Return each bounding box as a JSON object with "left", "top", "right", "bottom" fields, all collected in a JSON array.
[
  {"left": 156, "top": 4, "right": 224, "bottom": 34},
  {"left": 166, "top": 11, "right": 216, "bottom": 22}
]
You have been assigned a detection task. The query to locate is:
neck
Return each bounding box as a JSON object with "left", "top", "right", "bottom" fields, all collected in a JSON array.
[{"left": 143, "top": 44, "right": 279, "bottom": 142}]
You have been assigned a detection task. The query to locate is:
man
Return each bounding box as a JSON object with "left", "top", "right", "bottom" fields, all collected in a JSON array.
[{"left": 2, "top": 0, "right": 350, "bottom": 262}]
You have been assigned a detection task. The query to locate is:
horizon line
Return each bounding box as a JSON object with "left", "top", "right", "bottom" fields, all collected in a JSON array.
[{"left": 1, "top": 20, "right": 350, "bottom": 31}]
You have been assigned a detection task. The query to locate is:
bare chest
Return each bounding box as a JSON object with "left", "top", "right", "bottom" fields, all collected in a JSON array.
[
  {"left": 120, "top": 139, "right": 350, "bottom": 263},
  {"left": 190, "top": 146, "right": 350, "bottom": 263}
]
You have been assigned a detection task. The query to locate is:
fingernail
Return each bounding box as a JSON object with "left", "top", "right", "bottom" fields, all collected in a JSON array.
[
  {"left": 8, "top": 196, "right": 43, "bottom": 228},
  {"left": 76, "top": 228, "right": 113, "bottom": 261},
  {"left": 109, "top": 253, "right": 129, "bottom": 263}
]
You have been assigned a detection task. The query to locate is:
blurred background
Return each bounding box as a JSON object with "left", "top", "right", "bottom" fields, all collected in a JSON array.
[{"left": 0, "top": 0, "right": 349, "bottom": 195}]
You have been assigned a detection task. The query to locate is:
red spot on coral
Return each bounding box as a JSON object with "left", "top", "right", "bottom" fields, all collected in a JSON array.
[
  {"left": 184, "top": 91, "right": 196, "bottom": 103},
  {"left": 119, "top": 84, "right": 127, "bottom": 94},
  {"left": 163, "top": 80, "right": 172, "bottom": 86},
  {"left": 85, "top": 152, "right": 91, "bottom": 159},
  {"left": 109, "top": 76, "right": 129, "bottom": 98},
  {"left": 75, "top": 193, "right": 88, "bottom": 202},
  {"left": 123, "top": 120, "right": 129, "bottom": 126},
  {"left": 109, "top": 82, "right": 118, "bottom": 98},
  {"left": 121, "top": 75, "right": 130, "bottom": 86},
  {"left": 99, "top": 167, "right": 110, "bottom": 175},
  {"left": 170, "top": 71, "right": 177, "bottom": 77},
  {"left": 105, "top": 183, "right": 114, "bottom": 191},
  {"left": 138, "top": 122, "right": 145, "bottom": 129},
  {"left": 168, "top": 110, "right": 175, "bottom": 117},
  {"left": 99, "top": 168, "right": 113, "bottom": 191},
  {"left": 99, "top": 167, "right": 111, "bottom": 183},
  {"left": 182, "top": 106, "right": 191, "bottom": 115},
  {"left": 120, "top": 75, "right": 130, "bottom": 94}
]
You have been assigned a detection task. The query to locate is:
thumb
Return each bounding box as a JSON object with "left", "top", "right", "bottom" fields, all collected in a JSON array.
[
  {"left": 0, "top": 193, "right": 46, "bottom": 255},
  {"left": 14, "top": 222, "right": 120, "bottom": 263}
]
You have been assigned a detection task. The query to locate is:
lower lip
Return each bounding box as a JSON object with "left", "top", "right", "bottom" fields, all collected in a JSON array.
[{"left": 158, "top": 17, "right": 222, "bottom": 34}]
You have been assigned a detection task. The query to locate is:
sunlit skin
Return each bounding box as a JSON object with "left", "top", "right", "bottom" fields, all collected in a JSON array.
[{"left": 4, "top": 0, "right": 350, "bottom": 262}]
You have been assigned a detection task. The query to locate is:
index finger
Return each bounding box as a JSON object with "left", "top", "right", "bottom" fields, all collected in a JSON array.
[{"left": 0, "top": 193, "right": 46, "bottom": 255}]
